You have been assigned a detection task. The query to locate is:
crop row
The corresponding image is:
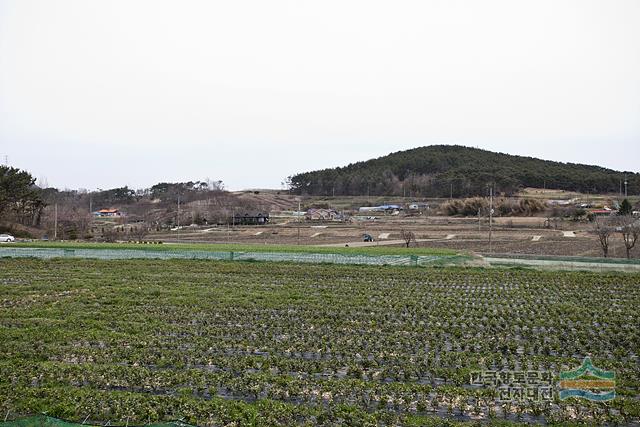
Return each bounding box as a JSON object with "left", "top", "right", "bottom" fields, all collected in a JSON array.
[{"left": 0, "top": 258, "right": 639, "bottom": 426}]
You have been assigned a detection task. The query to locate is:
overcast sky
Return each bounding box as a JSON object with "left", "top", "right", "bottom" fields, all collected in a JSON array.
[{"left": 1, "top": 0, "right": 639, "bottom": 191}]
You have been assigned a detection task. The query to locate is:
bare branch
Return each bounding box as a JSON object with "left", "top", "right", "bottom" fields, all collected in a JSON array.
[
  {"left": 617, "top": 215, "right": 640, "bottom": 259},
  {"left": 400, "top": 229, "right": 416, "bottom": 248},
  {"left": 593, "top": 216, "right": 614, "bottom": 258}
]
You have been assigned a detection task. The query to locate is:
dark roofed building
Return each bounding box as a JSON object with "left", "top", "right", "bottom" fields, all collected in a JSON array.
[{"left": 232, "top": 212, "right": 269, "bottom": 225}]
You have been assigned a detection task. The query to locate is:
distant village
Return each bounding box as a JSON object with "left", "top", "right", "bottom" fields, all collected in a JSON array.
[{"left": 91, "top": 197, "right": 639, "bottom": 234}]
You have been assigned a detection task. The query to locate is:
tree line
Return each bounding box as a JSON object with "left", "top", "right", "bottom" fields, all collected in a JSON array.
[
  {"left": 0, "top": 166, "right": 262, "bottom": 239},
  {"left": 0, "top": 166, "right": 44, "bottom": 227},
  {"left": 288, "top": 145, "right": 639, "bottom": 197}
]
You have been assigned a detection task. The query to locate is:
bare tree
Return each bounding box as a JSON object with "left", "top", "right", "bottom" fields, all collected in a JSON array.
[
  {"left": 129, "top": 224, "right": 150, "bottom": 241},
  {"left": 593, "top": 217, "right": 614, "bottom": 258},
  {"left": 618, "top": 216, "right": 639, "bottom": 259},
  {"left": 101, "top": 227, "right": 118, "bottom": 243},
  {"left": 73, "top": 209, "right": 93, "bottom": 238},
  {"left": 43, "top": 205, "right": 92, "bottom": 240},
  {"left": 400, "top": 229, "right": 416, "bottom": 248}
]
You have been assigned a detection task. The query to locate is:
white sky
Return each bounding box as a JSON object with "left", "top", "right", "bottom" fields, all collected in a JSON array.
[{"left": 1, "top": 0, "right": 639, "bottom": 191}]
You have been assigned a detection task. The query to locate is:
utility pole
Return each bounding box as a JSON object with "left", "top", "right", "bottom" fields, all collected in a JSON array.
[
  {"left": 88, "top": 192, "right": 95, "bottom": 237},
  {"left": 297, "top": 199, "right": 301, "bottom": 245},
  {"left": 489, "top": 186, "right": 493, "bottom": 254},
  {"left": 176, "top": 195, "right": 181, "bottom": 241},
  {"left": 620, "top": 178, "right": 623, "bottom": 197},
  {"left": 54, "top": 203, "right": 58, "bottom": 240},
  {"left": 450, "top": 182, "right": 453, "bottom": 200},
  {"left": 624, "top": 174, "right": 628, "bottom": 198}
]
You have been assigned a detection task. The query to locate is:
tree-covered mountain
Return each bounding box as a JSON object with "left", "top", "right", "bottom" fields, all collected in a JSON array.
[{"left": 288, "top": 145, "right": 639, "bottom": 197}]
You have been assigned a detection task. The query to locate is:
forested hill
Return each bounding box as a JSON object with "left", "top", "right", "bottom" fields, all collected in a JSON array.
[{"left": 288, "top": 145, "right": 639, "bottom": 197}]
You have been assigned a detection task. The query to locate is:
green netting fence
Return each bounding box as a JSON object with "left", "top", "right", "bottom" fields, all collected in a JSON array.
[
  {"left": 0, "top": 247, "right": 468, "bottom": 267},
  {"left": 481, "top": 252, "right": 640, "bottom": 265},
  {"left": 0, "top": 415, "right": 194, "bottom": 427}
]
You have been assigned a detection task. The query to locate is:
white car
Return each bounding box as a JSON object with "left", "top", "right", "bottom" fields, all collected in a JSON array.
[{"left": 0, "top": 234, "right": 15, "bottom": 243}]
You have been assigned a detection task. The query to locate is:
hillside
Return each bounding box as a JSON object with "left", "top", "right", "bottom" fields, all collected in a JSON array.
[{"left": 288, "top": 145, "right": 639, "bottom": 197}]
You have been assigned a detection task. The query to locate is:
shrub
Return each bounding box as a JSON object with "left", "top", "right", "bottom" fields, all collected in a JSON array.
[
  {"left": 443, "top": 198, "right": 487, "bottom": 216},
  {"left": 496, "top": 198, "right": 546, "bottom": 216}
]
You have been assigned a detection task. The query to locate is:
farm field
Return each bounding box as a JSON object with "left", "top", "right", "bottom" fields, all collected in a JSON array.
[
  {"left": 1, "top": 259, "right": 639, "bottom": 426},
  {"left": 8, "top": 241, "right": 458, "bottom": 257},
  {"left": 144, "top": 216, "right": 638, "bottom": 260}
]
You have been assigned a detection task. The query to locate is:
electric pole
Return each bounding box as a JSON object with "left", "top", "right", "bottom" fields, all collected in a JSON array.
[
  {"left": 489, "top": 186, "right": 493, "bottom": 254},
  {"left": 297, "top": 199, "right": 301, "bottom": 245},
  {"left": 54, "top": 204, "right": 58, "bottom": 240},
  {"left": 176, "top": 195, "right": 181, "bottom": 241},
  {"left": 624, "top": 174, "right": 628, "bottom": 198}
]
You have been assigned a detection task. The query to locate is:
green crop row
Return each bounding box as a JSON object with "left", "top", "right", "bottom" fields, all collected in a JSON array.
[
  {"left": 10, "top": 241, "right": 459, "bottom": 257},
  {"left": 0, "top": 259, "right": 638, "bottom": 426}
]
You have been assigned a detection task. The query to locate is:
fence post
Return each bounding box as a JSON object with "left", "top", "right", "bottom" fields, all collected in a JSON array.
[
  {"left": 411, "top": 255, "right": 418, "bottom": 267},
  {"left": 229, "top": 251, "right": 234, "bottom": 261}
]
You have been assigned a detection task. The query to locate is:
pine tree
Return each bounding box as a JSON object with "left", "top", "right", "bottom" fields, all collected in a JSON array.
[{"left": 618, "top": 199, "right": 633, "bottom": 216}]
